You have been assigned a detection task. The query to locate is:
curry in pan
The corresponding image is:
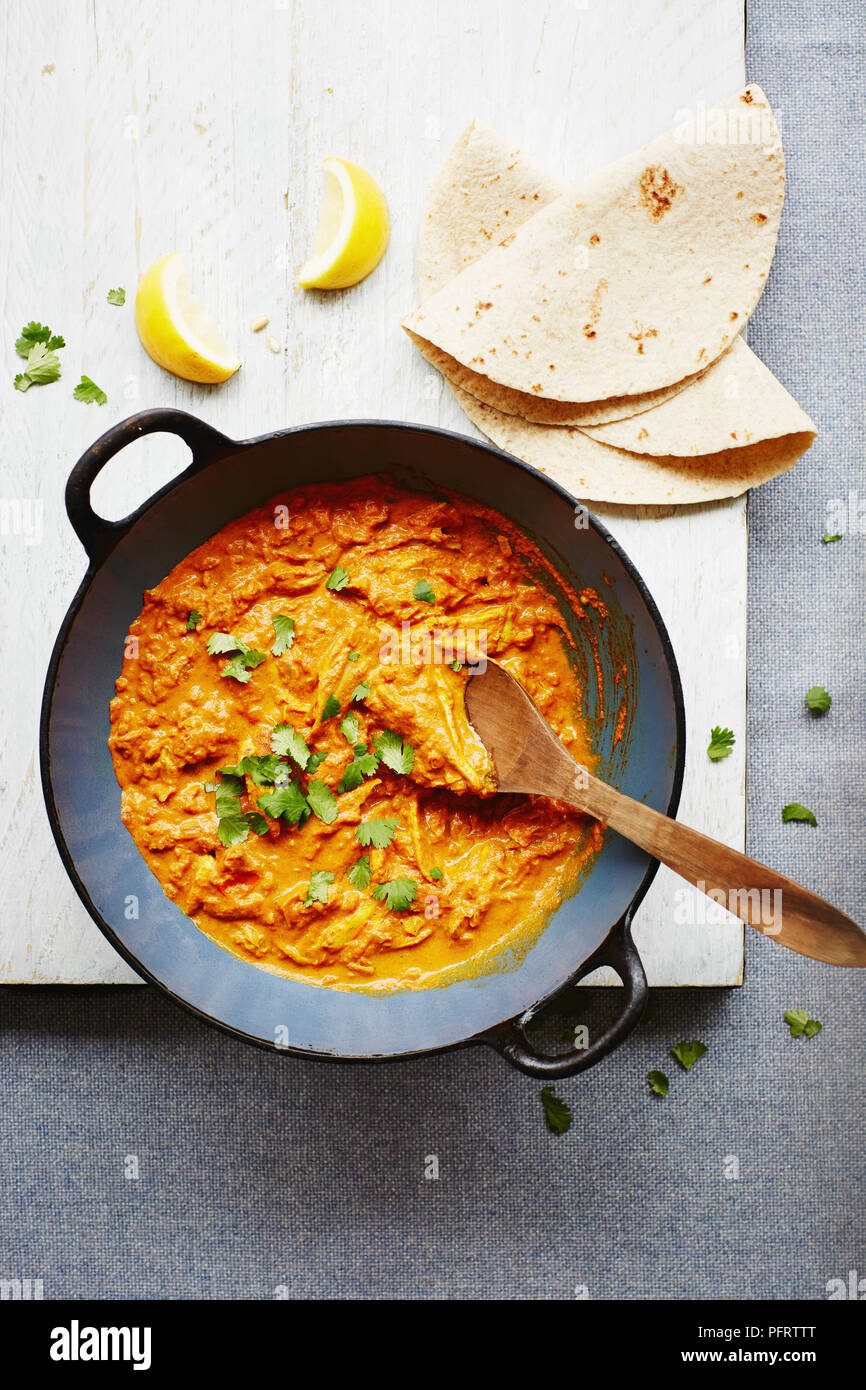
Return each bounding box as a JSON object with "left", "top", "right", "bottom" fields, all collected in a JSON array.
[{"left": 109, "top": 476, "right": 612, "bottom": 989}]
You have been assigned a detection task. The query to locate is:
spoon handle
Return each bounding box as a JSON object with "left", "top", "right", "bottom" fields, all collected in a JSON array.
[{"left": 568, "top": 770, "right": 866, "bottom": 967}]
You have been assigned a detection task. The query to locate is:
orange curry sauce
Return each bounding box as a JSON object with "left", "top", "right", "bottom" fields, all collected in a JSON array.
[{"left": 109, "top": 477, "right": 607, "bottom": 990}]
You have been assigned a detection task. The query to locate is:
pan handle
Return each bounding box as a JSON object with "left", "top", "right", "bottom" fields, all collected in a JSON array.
[
  {"left": 480, "top": 908, "right": 648, "bottom": 1078},
  {"left": 65, "top": 408, "right": 233, "bottom": 563}
]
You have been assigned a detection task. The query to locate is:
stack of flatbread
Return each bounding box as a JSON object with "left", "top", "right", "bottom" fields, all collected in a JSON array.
[{"left": 403, "top": 87, "right": 815, "bottom": 505}]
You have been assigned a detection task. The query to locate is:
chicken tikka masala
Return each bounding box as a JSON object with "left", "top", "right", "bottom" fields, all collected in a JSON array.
[{"left": 109, "top": 476, "right": 606, "bottom": 989}]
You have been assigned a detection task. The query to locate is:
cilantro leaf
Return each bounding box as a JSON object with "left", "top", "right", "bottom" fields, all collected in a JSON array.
[
  {"left": 782, "top": 802, "right": 817, "bottom": 826},
  {"left": 304, "top": 870, "right": 334, "bottom": 906},
  {"left": 222, "top": 649, "right": 267, "bottom": 683},
  {"left": 326, "top": 566, "right": 350, "bottom": 591},
  {"left": 450, "top": 661, "right": 463, "bottom": 672},
  {"left": 213, "top": 774, "right": 244, "bottom": 817},
  {"left": 223, "top": 754, "right": 288, "bottom": 787},
  {"left": 207, "top": 631, "right": 245, "bottom": 655},
  {"left": 784, "top": 1008, "right": 822, "bottom": 1038},
  {"left": 186, "top": 610, "right": 203, "bottom": 631},
  {"left": 107, "top": 287, "right": 126, "bottom": 306},
  {"left": 348, "top": 856, "right": 372, "bottom": 890},
  {"left": 806, "top": 685, "right": 831, "bottom": 713},
  {"left": 15, "top": 341, "right": 62, "bottom": 389},
  {"left": 213, "top": 771, "right": 269, "bottom": 844},
  {"left": 257, "top": 781, "right": 310, "bottom": 825},
  {"left": 73, "top": 375, "right": 107, "bottom": 405},
  {"left": 540, "top": 1085, "right": 572, "bottom": 1134},
  {"left": 372, "top": 877, "right": 418, "bottom": 912},
  {"left": 217, "top": 813, "right": 253, "bottom": 848},
  {"left": 320, "top": 693, "right": 341, "bottom": 721},
  {"left": 707, "top": 726, "right": 735, "bottom": 761},
  {"left": 413, "top": 578, "right": 436, "bottom": 604},
  {"left": 337, "top": 747, "right": 379, "bottom": 792},
  {"left": 271, "top": 614, "right": 295, "bottom": 656},
  {"left": 355, "top": 817, "right": 398, "bottom": 849},
  {"left": 822, "top": 533, "right": 842, "bottom": 543},
  {"left": 648, "top": 1070, "right": 669, "bottom": 1097},
  {"left": 347, "top": 650, "right": 360, "bottom": 661},
  {"left": 351, "top": 680, "right": 370, "bottom": 703},
  {"left": 428, "top": 867, "right": 443, "bottom": 881},
  {"left": 374, "top": 729, "right": 415, "bottom": 775},
  {"left": 244, "top": 811, "right": 270, "bottom": 837},
  {"left": 15, "top": 322, "right": 65, "bottom": 357},
  {"left": 340, "top": 713, "right": 359, "bottom": 744},
  {"left": 306, "top": 778, "right": 338, "bottom": 824},
  {"left": 216, "top": 761, "right": 247, "bottom": 780},
  {"left": 270, "top": 723, "right": 310, "bottom": 770},
  {"left": 670, "top": 1040, "right": 707, "bottom": 1071},
  {"left": 306, "top": 750, "right": 328, "bottom": 774}
]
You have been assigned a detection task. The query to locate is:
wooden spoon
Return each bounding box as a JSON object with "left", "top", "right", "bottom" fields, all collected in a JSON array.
[{"left": 465, "top": 660, "right": 866, "bottom": 967}]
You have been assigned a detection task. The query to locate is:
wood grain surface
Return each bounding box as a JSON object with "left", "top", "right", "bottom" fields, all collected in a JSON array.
[{"left": 0, "top": 0, "right": 748, "bottom": 983}]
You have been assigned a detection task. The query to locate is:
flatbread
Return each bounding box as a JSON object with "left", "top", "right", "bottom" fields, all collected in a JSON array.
[
  {"left": 454, "top": 387, "right": 812, "bottom": 505},
  {"left": 579, "top": 335, "right": 814, "bottom": 457},
  {"left": 416, "top": 122, "right": 706, "bottom": 425},
  {"left": 406, "top": 326, "right": 702, "bottom": 426},
  {"left": 418, "top": 121, "right": 564, "bottom": 301},
  {"left": 406, "top": 86, "right": 785, "bottom": 404},
  {"left": 411, "top": 103, "right": 815, "bottom": 503}
]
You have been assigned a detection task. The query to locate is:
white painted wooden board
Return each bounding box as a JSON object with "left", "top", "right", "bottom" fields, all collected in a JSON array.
[{"left": 0, "top": 0, "right": 746, "bottom": 984}]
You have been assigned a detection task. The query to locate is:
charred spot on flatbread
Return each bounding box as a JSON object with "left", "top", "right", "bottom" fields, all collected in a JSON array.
[
  {"left": 638, "top": 166, "right": 684, "bottom": 220},
  {"left": 582, "top": 278, "right": 608, "bottom": 340}
]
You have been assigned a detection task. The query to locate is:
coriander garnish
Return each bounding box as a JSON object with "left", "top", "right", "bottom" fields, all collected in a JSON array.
[
  {"left": 205, "top": 633, "right": 268, "bottom": 681},
  {"left": 14, "top": 341, "right": 62, "bottom": 391},
  {"left": 304, "top": 870, "right": 334, "bottom": 906},
  {"left": 73, "top": 375, "right": 107, "bottom": 405},
  {"left": 355, "top": 817, "right": 397, "bottom": 849},
  {"left": 413, "top": 578, "right": 436, "bottom": 604},
  {"left": 707, "top": 726, "right": 735, "bottom": 761},
  {"left": 337, "top": 746, "right": 379, "bottom": 792},
  {"left": 372, "top": 878, "right": 418, "bottom": 912},
  {"left": 348, "top": 857, "right": 372, "bottom": 890},
  {"left": 256, "top": 780, "right": 310, "bottom": 826},
  {"left": 805, "top": 685, "right": 830, "bottom": 713},
  {"left": 15, "top": 321, "right": 65, "bottom": 357},
  {"left": 340, "top": 713, "right": 359, "bottom": 744},
  {"left": 306, "top": 778, "right": 337, "bottom": 824},
  {"left": 271, "top": 614, "right": 295, "bottom": 656},
  {"left": 540, "top": 1085, "right": 572, "bottom": 1134},
  {"left": 670, "top": 1040, "right": 707, "bottom": 1071},
  {"left": 784, "top": 1009, "right": 822, "bottom": 1038},
  {"left": 270, "top": 724, "right": 311, "bottom": 770},
  {"left": 373, "top": 729, "right": 414, "bottom": 775}
]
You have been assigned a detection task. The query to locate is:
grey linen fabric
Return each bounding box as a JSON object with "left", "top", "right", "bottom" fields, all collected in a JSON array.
[{"left": 0, "top": 0, "right": 863, "bottom": 1300}]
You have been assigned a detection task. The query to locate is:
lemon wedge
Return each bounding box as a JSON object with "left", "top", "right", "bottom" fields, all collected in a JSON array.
[
  {"left": 134, "top": 253, "right": 241, "bottom": 383},
  {"left": 297, "top": 157, "right": 389, "bottom": 290}
]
